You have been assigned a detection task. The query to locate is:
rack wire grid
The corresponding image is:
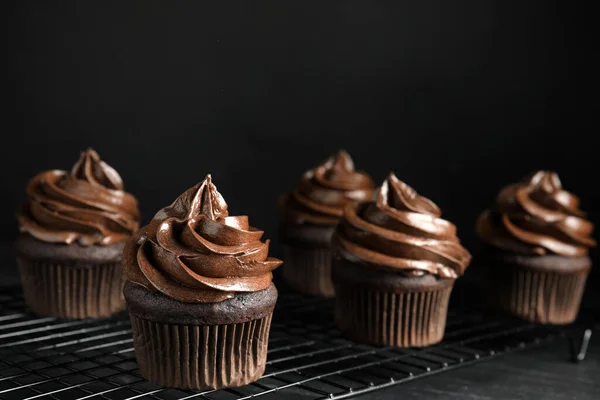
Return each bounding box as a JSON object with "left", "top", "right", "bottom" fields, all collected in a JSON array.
[{"left": 0, "top": 283, "right": 592, "bottom": 400}]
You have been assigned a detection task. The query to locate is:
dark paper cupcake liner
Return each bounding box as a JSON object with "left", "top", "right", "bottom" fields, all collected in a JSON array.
[
  {"left": 335, "top": 284, "right": 453, "bottom": 347},
  {"left": 282, "top": 245, "right": 334, "bottom": 296},
  {"left": 490, "top": 266, "right": 589, "bottom": 324},
  {"left": 129, "top": 313, "right": 273, "bottom": 390},
  {"left": 17, "top": 257, "right": 125, "bottom": 319}
]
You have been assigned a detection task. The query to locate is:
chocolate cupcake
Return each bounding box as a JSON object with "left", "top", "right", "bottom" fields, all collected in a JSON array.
[
  {"left": 476, "top": 171, "right": 596, "bottom": 324},
  {"left": 123, "top": 175, "right": 282, "bottom": 390},
  {"left": 279, "top": 150, "right": 375, "bottom": 296},
  {"left": 14, "top": 149, "right": 140, "bottom": 319},
  {"left": 332, "top": 173, "right": 471, "bottom": 347}
]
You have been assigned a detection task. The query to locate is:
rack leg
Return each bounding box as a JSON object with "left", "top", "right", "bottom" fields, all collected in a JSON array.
[{"left": 570, "top": 328, "right": 592, "bottom": 362}]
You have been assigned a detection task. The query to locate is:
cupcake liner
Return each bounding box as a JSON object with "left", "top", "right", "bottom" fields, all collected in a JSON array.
[
  {"left": 17, "top": 257, "right": 125, "bottom": 319},
  {"left": 129, "top": 313, "right": 273, "bottom": 390},
  {"left": 490, "top": 266, "right": 589, "bottom": 324},
  {"left": 282, "top": 245, "right": 334, "bottom": 296},
  {"left": 335, "top": 283, "right": 453, "bottom": 347}
]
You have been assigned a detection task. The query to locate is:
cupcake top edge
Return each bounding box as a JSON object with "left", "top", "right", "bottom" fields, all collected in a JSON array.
[
  {"left": 476, "top": 170, "right": 596, "bottom": 257},
  {"left": 123, "top": 174, "right": 282, "bottom": 304},
  {"left": 333, "top": 172, "right": 472, "bottom": 279},
  {"left": 16, "top": 148, "right": 140, "bottom": 247},
  {"left": 280, "top": 149, "right": 376, "bottom": 227}
]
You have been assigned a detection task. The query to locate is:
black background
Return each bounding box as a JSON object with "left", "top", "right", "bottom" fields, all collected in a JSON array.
[
  {"left": 4, "top": 3, "right": 599, "bottom": 399},
  {"left": 5, "top": 1, "right": 596, "bottom": 260}
]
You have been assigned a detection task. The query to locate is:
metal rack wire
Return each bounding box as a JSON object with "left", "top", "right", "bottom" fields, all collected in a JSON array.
[{"left": 0, "top": 285, "right": 590, "bottom": 400}]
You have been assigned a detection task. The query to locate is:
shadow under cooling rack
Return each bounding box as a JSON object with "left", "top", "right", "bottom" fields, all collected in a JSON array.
[{"left": 0, "top": 286, "right": 589, "bottom": 400}]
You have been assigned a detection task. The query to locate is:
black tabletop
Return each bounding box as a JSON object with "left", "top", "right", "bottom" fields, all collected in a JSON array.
[{"left": 1, "top": 244, "right": 598, "bottom": 399}]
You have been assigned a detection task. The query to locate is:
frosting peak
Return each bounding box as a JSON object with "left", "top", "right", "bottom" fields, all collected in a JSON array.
[
  {"left": 378, "top": 173, "right": 441, "bottom": 217},
  {"left": 123, "top": 175, "right": 282, "bottom": 303},
  {"left": 281, "top": 150, "right": 376, "bottom": 226},
  {"left": 71, "top": 149, "right": 124, "bottom": 190},
  {"left": 188, "top": 174, "right": 228, "bottom": 220},
  {"left": 529, "top": 170, "right": 561, "bottom": 193},
  {"left": 17, "top": 149, "right": 140, "bottom": 246},
  {"left": 333, "top": 173, "right": 471, "bottom": 278},
  {"left": 477, "top": 170, "right": 596, "bottom": 256},
  {"left": 322, "top": 150, "right": 354, "bottom": 179}
]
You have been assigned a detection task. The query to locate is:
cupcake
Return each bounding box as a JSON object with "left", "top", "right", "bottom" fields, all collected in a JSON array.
[
  {"left": 476, "top": 171, "right": 595, "bottom": 324},
  {"left": 123, "top": 175, "right": 282, "bottom": 390},
  {"left": 279, "top": 150, "right": 375, "bottom": 296},
  {"left": 14, "top": 149, "right": 140, "bottom": 319},
  {"left": 332, "top": 173, "right": 471, "bottom": 347}
]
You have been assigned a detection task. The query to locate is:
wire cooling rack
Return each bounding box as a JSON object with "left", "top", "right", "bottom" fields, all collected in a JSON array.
[{"left": 0, "top": 284, "right": 592, "bottom": 400}]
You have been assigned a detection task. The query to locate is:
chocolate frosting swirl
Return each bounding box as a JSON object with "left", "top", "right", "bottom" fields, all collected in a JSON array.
[
  {"left": 333, "top": 173, "right": 471, "bottom": 278},
  {"left": 17, "top": 149, "right": 140, "bottom": 246},
  {"left": 477, "top": 171, "right": 596, "bottom": 257},
  {"left": 281, "top": 150, "right": 376, "bottom": 226},
  {"left": 123, "top": 175, "right": 282, "bottom": 303}
]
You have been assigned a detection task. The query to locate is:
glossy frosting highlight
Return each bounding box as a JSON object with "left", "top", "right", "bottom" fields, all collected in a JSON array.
[
  {"left": 123, "top": 175, "right": 282, "bottom": 303},
  {"left": 477, "top": 171, "right": 596, "bottom": 257},
  {"left": 280, "top": 150, "right": 376, "bottom": 226},
  {"left": 333, "top": 173, "right": 471, "bottom": 278},
  {"left": 17, "top": 149, "right": 140, "bottom": 246}
]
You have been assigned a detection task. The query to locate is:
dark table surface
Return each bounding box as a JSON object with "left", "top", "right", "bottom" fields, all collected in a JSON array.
[{"left": 1, "top": 244, "right": 598, "bottom": 399}]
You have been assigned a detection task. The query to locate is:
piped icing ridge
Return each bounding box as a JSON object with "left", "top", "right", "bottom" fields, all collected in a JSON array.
[
  {"left": 17, "top": 149, "right": 140, "bottom": 246},
  {"left": 333, "top": 173, "right": 471, "bottom": 278},
  {"left": 280, "top": 150, "right": 376, "bottom": 226},
  {"left": 477, "top": 171, "right": 596, "bottom": 257},
  {"left": 123, "top": 175, "right": 282, "bottom": 303}
]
